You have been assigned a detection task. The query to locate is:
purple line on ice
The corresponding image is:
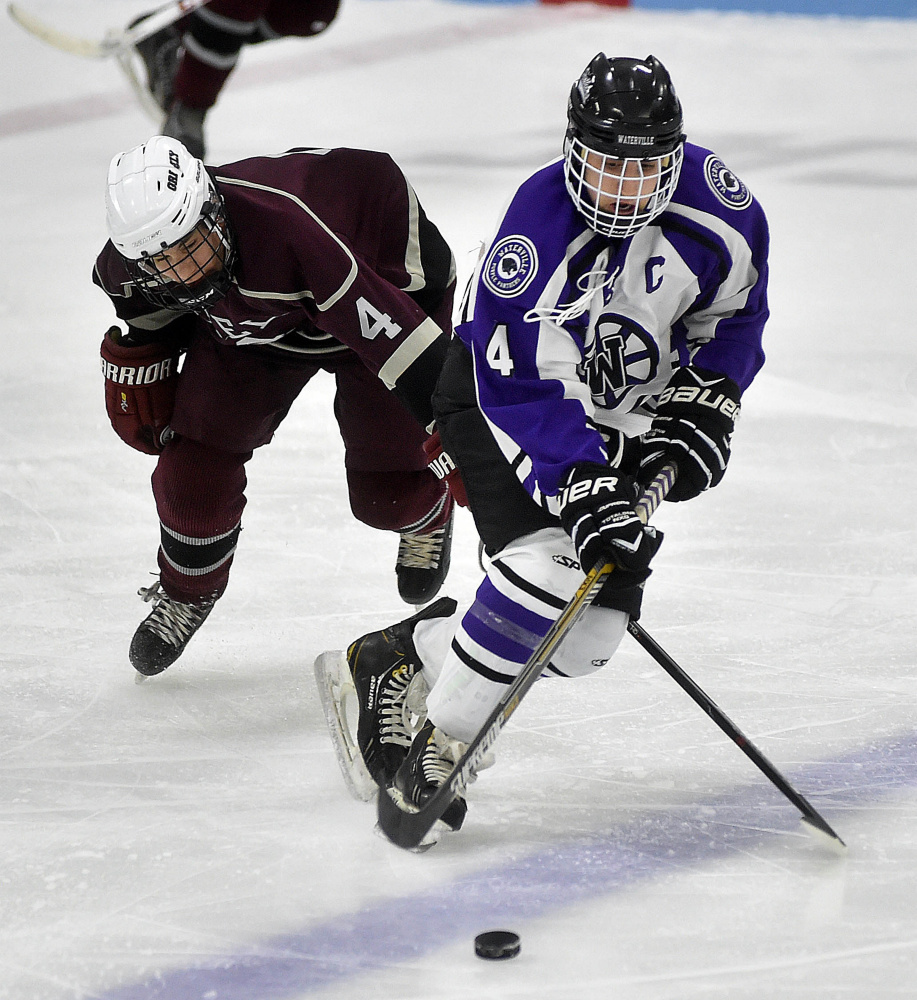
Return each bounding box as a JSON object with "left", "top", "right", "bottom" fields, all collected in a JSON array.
[{"left": 101, "top": 730, "right": 917, "bottom": 999}]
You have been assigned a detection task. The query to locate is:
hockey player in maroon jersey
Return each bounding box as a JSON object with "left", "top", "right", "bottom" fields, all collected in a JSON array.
[
  {"left": 131, "top": 0, "right": 341, "bottom": 158},
  {"left": 94, "top": 136, "right": 458, "bottom": 678}
]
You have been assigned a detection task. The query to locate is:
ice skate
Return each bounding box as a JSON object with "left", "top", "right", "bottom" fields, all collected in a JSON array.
[
  {"left": 314, "top": 597, "right": 457, "bottom": 799},
  {"left": 396, "top": 506, "right": 453, "bottom": 606},
  {"left": 162, "top": 101, "right": 207, "bottom": 160},
  {"left": 313, "top": 649, "right": 378, "bottom": 801},
  {"left": 129, "top": 11, "right": 182, "bottom": 113},
  {"left": 391, "top": 719, "right": 469, "bottom": 838},
  {"left": 129, "top": 580, "right": 216, "bottom": 678}
]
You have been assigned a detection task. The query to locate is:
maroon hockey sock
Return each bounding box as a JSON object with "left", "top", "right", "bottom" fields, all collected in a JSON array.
[
  {"left": 172, "top": 57, "right": 232, "bottom": 110},
  {"left": 152, "top": 437, "right": 249, "bottom": 602}
]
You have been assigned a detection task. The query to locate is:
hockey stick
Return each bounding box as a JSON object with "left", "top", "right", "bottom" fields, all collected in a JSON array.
[
  {"left": 8, "top": 0, "right": 212, "bottom": 122},
  {"left": 626, "top": 621, "right": 846, "bottom": 851},
  {"left": 7, "top": 0, "right": 210, "bottom": 59},
  {"left": 376, "top": 463, "right": 677, "bottom": 850}
]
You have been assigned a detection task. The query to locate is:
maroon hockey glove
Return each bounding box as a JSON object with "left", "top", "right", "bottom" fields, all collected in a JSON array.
[
  {"left": 100, "top": 327, "right": 180, "bottom": 455},
  {"left": 423, "top": 429, "right": 469, "bottom": 507},
  {"left": 639, "top": 366, "right": 741, "bottom": 502}
]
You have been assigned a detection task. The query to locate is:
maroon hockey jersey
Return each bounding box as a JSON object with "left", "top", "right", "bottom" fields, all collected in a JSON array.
[{"left": 93, "top": 147, "right": 456, "bottom": 427}]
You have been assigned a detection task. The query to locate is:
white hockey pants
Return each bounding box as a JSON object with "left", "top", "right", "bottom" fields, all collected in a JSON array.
[{"left": 412, "top": 527, "right": 629, "bottom": 743}]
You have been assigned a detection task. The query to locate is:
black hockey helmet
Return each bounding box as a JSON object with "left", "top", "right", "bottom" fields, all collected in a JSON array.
[
  {"left": 563, "top": 53, "right": 686, "bottom": 238},
  {"left": 566, "top": 53, "right": 685, "bottom": 158}
]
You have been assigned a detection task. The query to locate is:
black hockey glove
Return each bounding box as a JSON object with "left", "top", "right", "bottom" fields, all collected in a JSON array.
[
  {"left": 557, "top": 463, "right": 663, "bottom": 586},
  {"left": 639, "top": 366, "right": 741, "bottom": 502}
]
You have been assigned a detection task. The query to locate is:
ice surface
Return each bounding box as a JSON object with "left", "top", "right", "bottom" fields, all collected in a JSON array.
[{"left": 1, "top": 2, "right": 916, "bottom": 998}]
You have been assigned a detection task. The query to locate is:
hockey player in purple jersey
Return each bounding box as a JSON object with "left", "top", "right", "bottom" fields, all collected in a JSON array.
[
  {"left": 317, "top": 52, "right": 770, "bottom": 841},
  {"left": 95, "top": 137, "right": 458, "bottom": 678}
]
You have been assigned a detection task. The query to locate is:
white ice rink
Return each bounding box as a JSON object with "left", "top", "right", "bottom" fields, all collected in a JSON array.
[{"left": 2, "top": 1, "right": 917, "bottom": 997}]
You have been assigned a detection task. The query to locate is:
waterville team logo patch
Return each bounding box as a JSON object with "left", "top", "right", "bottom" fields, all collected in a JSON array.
[
  {"left": 703, "top": 154, "right": 752, "bottom": 210},
  {"left": 483, "top": 235, "right": 538, "bottom": 298}
]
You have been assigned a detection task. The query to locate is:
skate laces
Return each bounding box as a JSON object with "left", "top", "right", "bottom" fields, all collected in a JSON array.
[
  {"left": 397, "top": 526, "right": 447, "bottom": 570},
  {"left": 379, "top": 668, "right": 429, "bottom": 748},
  {"left": 404, "top": 672, "right": 430, "bottom": 717},
  {"left": 137, "top": 581, "right": 214, "bottom": 650},
  {"left": 417, "top": 726, "right": 494, "bottom": 789},
  {"left": 420, "top": 729, "right": 466, "bottom": 788},
  {"left": 378, "top": 665, "right": 414, "bottom": 748}
]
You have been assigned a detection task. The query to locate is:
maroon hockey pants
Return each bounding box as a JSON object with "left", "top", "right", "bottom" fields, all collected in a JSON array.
[
  {"left": 152, "top": 335, "right": 447, "bottom": 603},
  {"left": 174, "top": 0, "right": 340, "bottom": 110}
]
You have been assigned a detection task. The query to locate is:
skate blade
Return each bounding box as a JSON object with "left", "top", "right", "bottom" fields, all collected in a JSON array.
[{"left": 313, "top": 651, "right": 377, "bottom": 802}]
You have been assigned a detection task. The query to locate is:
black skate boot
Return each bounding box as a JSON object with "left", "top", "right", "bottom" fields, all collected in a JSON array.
[
  {"left": 347, "top": 596, "right": 457, "bottom": 789},
  {"left": 393, "top": 719, "right": 469, "bottom": 833},
  {"left": 129, "top": 580, "right": 217, "bottom": 677},
  {"left": 396, "top": 505, "right": 454, "bottom": 606},
  {"left": 130, "top": 12, "right": 182, "bottom": 113},
  {"left": 162, "top": 101, "right": 207, "bottom": 160}
]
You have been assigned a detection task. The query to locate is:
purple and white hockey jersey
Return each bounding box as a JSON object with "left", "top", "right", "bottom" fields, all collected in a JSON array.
[{"left": 455, "top": 142, "right": 769, "bottom": 510}]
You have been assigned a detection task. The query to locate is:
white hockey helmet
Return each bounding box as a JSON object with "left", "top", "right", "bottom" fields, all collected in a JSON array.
[
  {"left": 105, "top": 136, "right": 235, "bottom": 311},
  {"left": 106, "top": 135, "right": 212, "bottom": 259}
]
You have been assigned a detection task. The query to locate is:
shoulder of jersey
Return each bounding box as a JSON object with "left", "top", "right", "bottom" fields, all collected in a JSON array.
[
  {"left": 679, "top": 142, "right": 755, "bottom": 212},
  {"left": 481, "top": 159, "right": 574, "bottom": 300}
]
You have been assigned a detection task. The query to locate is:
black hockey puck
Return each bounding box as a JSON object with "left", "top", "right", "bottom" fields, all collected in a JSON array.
[{"left": 474, "top": 930, "right": 521, "bottom": 960}]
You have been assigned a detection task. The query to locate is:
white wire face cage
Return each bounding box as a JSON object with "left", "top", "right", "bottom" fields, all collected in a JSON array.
[{"left": 563, "top": 136, "right": 684, "bottom": 239}]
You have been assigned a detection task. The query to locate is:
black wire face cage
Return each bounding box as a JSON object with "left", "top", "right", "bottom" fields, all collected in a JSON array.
[
  {"left": 124, "top": 193, "right": 236, "bottom": 313},
  {"left": 563, "top": 135, "right": 684, "bottom": 239}
]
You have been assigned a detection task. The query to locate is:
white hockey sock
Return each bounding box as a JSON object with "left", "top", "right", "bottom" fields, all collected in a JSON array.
[{"left": 413, "top": 606, "right": 465, "bottom": 688}]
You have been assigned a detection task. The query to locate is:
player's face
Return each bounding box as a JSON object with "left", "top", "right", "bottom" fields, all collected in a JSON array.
[
  {"left": 145, "top": 221, "right": 227, "bottom": 287},
  {"left": 582, "top": 151, "right": 662, "bottom": 216}
]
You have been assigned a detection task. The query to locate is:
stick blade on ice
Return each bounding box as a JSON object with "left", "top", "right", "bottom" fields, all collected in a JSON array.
[{"left": 800, "top": 814, "right": 847, "bottom": 856}]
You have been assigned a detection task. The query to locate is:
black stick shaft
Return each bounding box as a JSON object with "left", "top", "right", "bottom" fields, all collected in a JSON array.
[{"left": 626, "top": 620, "right": 845, "bottom": 847}]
